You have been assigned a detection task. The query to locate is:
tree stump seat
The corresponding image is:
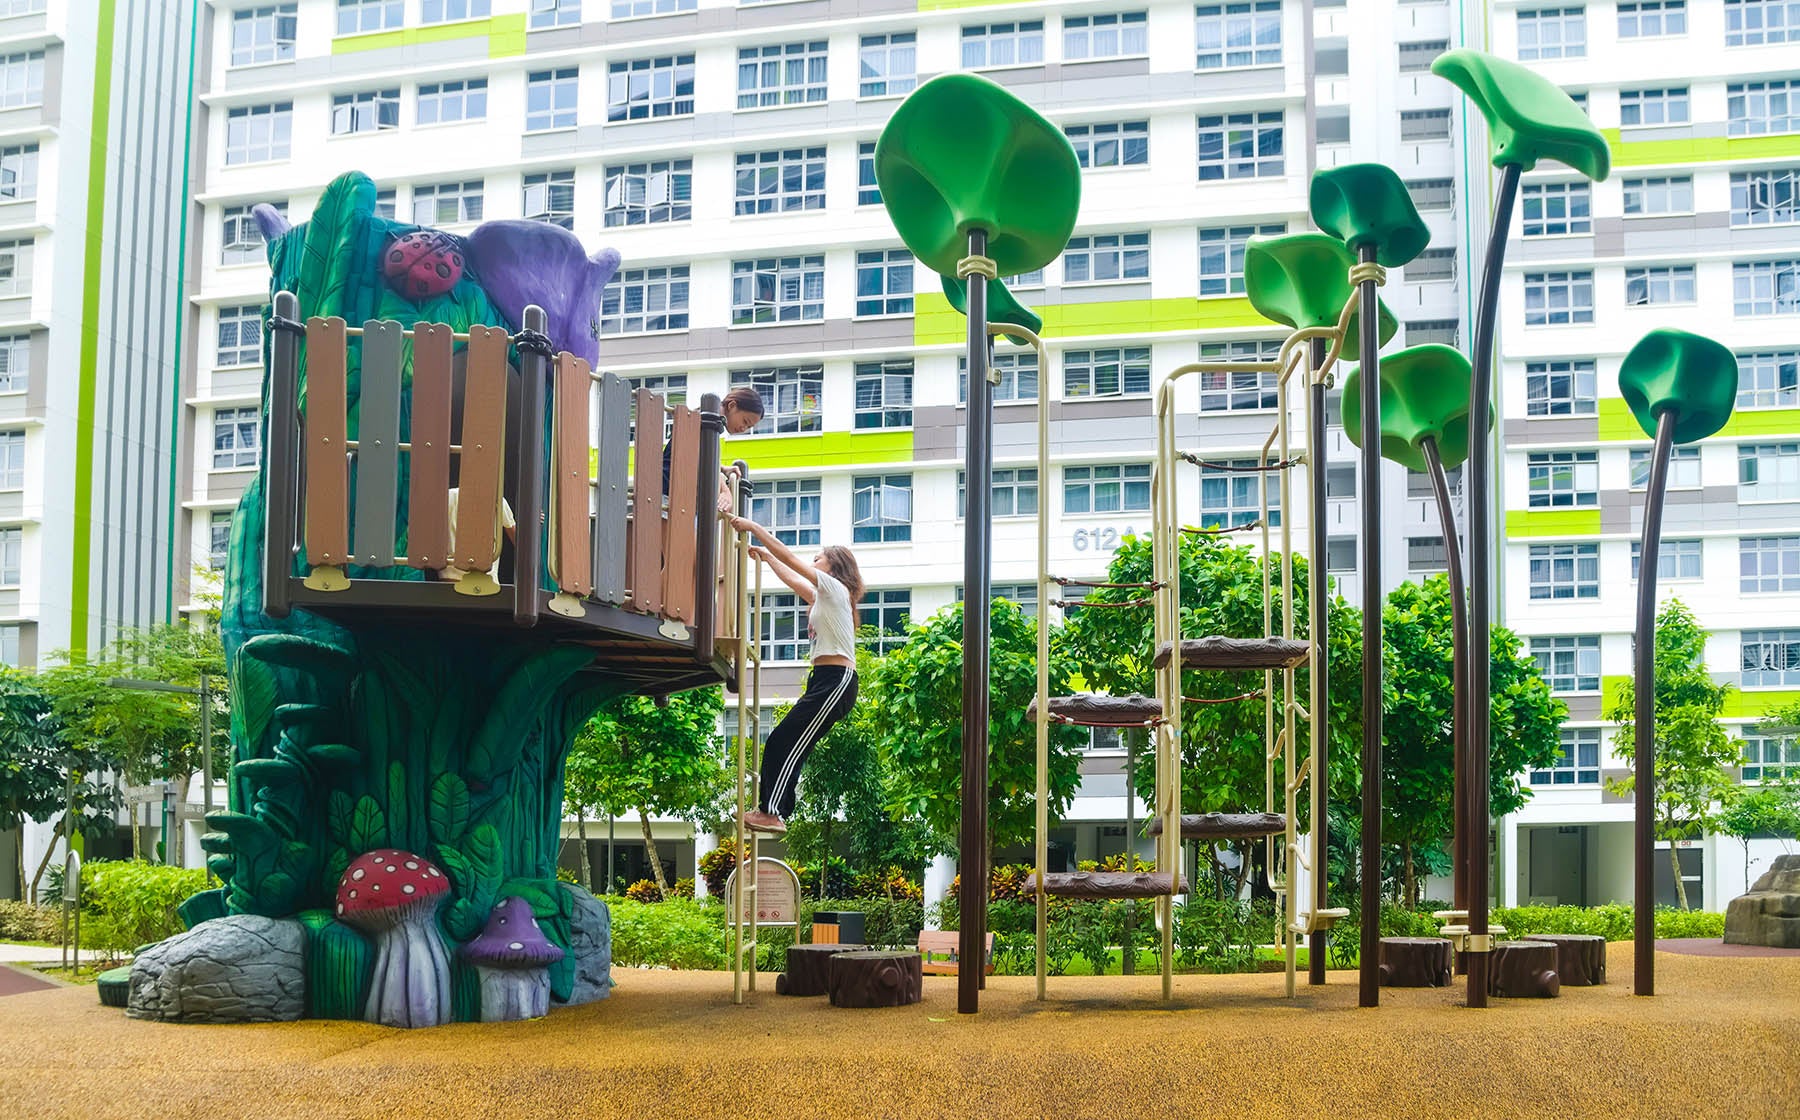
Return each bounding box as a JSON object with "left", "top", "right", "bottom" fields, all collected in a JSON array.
[
  {"left": 827, "top": 950, "right": 923, "bottom": 1008},
  {"left": 777, "top": 943, "right": 867, "bottom": 997},
  {"left": 1378, "top": 937, "right": 1453, "bottom": 987},
  {"left": 1525, "top": 934, "right": 1606, "bottom": 986},
  {"left": 1487, "top": 940, "right": 1561, "bottom": 998}
]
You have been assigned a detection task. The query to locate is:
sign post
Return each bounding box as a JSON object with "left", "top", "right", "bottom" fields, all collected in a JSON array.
[{"left": 725, "top": 856, "right": 800, "bottom": 928}]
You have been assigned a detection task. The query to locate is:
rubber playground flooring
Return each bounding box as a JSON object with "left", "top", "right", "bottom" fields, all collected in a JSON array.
[{"left": 1, "top": 944, "right": 1794, "bottom": 1120}]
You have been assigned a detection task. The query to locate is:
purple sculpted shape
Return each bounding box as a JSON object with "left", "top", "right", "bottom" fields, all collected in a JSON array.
[
  {"left": 465, "top": 220, "right": 622, "bottom": 367},
  {"left": 252, "top": 203, "right": 292, "bottom": 241}
]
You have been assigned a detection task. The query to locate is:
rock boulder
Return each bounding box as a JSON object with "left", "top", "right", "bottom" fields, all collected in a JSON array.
[
  {"left": 559, "top": 883, "right": 612, "bottom": 1005},
  {"left": 127, "top": 915, "right": 305, "bottom": 1023},
  {"left": 1725, "top": 853, "right": 1800, "bottom": 949}
]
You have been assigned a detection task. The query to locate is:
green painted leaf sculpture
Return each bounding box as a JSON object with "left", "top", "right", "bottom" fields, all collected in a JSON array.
[
  {"left": 1242, "top": 233, "right": 1399, "bottom": 362},
  {"left": 1339, "top": 344, "right": 1481, "bottom": 473},
  {"left": 1308, "top": 164, "right": 1431, "bottom": 268},
  {"left": 1431, "top": 48, "right": 1611, "bottom": 180},
  {"left": 1617, "top": 329, "right": 1738, "bottom": 444},
  {"left": 875, "top": 72, "right": 1081, "bottom": 278}
]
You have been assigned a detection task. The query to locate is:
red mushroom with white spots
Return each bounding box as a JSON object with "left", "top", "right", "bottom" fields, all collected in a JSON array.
[{"left": 334, "top": 849, "right": 453, "bottom": 1028}]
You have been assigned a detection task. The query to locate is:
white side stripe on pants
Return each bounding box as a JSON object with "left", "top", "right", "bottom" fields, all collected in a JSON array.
[{"left": 769, "top": 670, "right": 854, "bottom": 811}]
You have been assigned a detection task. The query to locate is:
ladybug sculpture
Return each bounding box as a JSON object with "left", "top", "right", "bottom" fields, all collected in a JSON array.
[{"left": 382, "top": 230, "right": 465, "bottom": 302}]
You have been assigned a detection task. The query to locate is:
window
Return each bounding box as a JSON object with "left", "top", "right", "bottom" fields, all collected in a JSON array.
[
  {"left": 735, "top": 148, "right": 825, "bottom": 215},
  {"left": 1063, "top": 233, "right": 1150, "bottom": 284},
  {"left": 1199, "top": 460, "right": 1279, "bottom": 527},
  {"left": 1406, "top": 178, "right": 1455, "bottom": 212},
  {"left": 1742, "top": 536, "right": 1800, "bottom": 593},
  {"left": 1198, "top": 224, "right": 1285, "bottom": 295},
  {"left": 1317, "top": 107, "right": 1350, "bottom": 145},
  {"left": 1409, "top": 248, "right": 1456, "bottom": 283},
  {"left": 959, "top": 352, "right": 1039, "bottom": 403},
  {"left": 859, "top": 590, "right": 911, "bottom": 654},
  {"left": 1517, "top": 7, "right": 1586, "bottom": 59},
  {"left": 1521, "top": 183, "right": 1592, "bottom": 236},
  {"left": 612, "top": 0, "right": 692, "bottom": 15},
  {"left": 737, "top": 42, "right": 828, "bottom": 109},
  {"left": 337, "top": 0, "right": 401, "bottom": 35},
  {"left": 853, "top": 474, "right": 912, "bottom": 543},
  {"left": 600, "top": 266, "right": 689, "bottom": 334},
  {"left": 1730, "top": 80, "right": 1799, "bottom": 136},
  {"left": 232, "top": 5, "right": 297, "bottom": 66},
  {"left": 1632, "top": 538, "right": 1703, "bottom": 580},
  {"left": 859, "top": 33, "right": 916, "bottom": 97},
  {"left": 1738, "top": 351, "right": 1800, "bottom": 409},
  {"left": 1326, "top": 467, "right": 1356, "bottom": 499},
  {"left": 1526, "top": 450, "right": 1599, "bottom": 507},
  {"left": 1195, "top": 2, "right": 1281, "bottom": 68},
  {"left": 0, "top": 143, "right": 34, "bottom": 204},
  {"left": 0, "top": 51, "right": 37, "bottom": 110},
  {"left": 731, "top": 257, "right": 825, "bottom": 325},
  {"left": 1326, "top": 538, "right": 1356, "bottom": 572},
  {"left": 1524, "top": 271, "right": 1595, "bottom": 325},
  {"left": 858, "top": 142, "right": 881, "bottom": 206},
  {"left": 731, "top": 367, "right": 822, "bottom": 434},
  {"left": 1743, "top": 629, "right": 1800, "bottom": 686},
  {"left": 1065, "top": 122, "right": 1149, "bottom": 169},
  {"left": 1618, "top": 0, "right": 1684, "bottom": 36},
  {"left": 1743, "top": 734, "right": 1800, "bottom": 782},
  {"left": 1531, "top": 635, "right": 1601, "bottom": 693},
  {"left": 1398, "top": 39, "right": 1447, "bottom": 71},
  {"left": 225, "top": 103, "right": 292, "bottom": 165},
  {"left": 1532, "top": 728, "right": 1601, "bottom": 785},
  {"left": 525, "top": 69, "right": 578, "bottom": 132},
  {"left": 608, "top": 56, "right": 693, "bottom": 121},
  {"left": 958, "top": 582, "right": 1040, "bottom": 617},
  {"left": 749, "top": 478, "right": 821, "bottom": 547},
  {"left": 1064, "top": 347, "right": 1151, "bottom": 399},
  {"left": 423, "top": 0, "right": 489, "bottom": 22},
  {"left": 1065, "top": 464, "right": 1152, "bottom": 515},
  {"left": 1064, "top": 12, "right": 1147, "bottom": 59},
  {"left": 1726, "top": 0, "right": 1800, "bottom": 45},
  {"left": 530, "top": 0, "right": 581, "bottom": 28},
  {"left": 1315, "top": 44, "right": 1349, "bottom": 77},
  {"left": 411, "top": 180, "right": 483, "bottom": 225},
  {"left": 221, "top": 202, "right": 283, "bottom": 265},
  {"left": 759, "top": 593, "right": 810, "bottom": 662},
  {"left": 855, "top": 251, "right": 913, "bottom": 317},
  {"left": 602, "top": 161, "right": 689, "bottom": 227},
  {"left": 1732, "top": 168, "right": 1800, "bottom": 227},
  {"left": 1199, "top": 339, "right": 1281, "bottom": 411},
  {"left": 0, "top": 526, "right": 16, "bottom": 585},
  {"left": 208, "top": 512, "right": 233, "bottom": 571},
  {"left": 0, "top": 430, "right": 19, "bottom": 489},
  {"left": 1406, "top": 465, "right": 1462, "bottom": 498},
  {"left": 331, "top": 89, "right": 399, "bottom": 136},
  {"left": 1529, "top": 543, "right": 1600, "bottom": 599},
  {"left": 1006, "top": 270, "right": 1045, "bottom": 289},
  {"left": 854, "top": 361, "right": 913, "bottom": 428},
  {"left": 1525, "top": 359, "right": 1597, "bottom": 416},
  {"left": 1406, "top": 320, "right": 1459, "bottom": 347},
  {"left": 525, "top": 170, "right": 577, "bottom": 229},
  {"left": 957, "top": 468, "right": 1039, "bottom": 518},
  {"left": 623, "top": 372, "right": 685, "bottom": 442},
  {"left": 1409, "top": 536, "right": 1447, "bottom": 572},
  {"left": 1734, "top": 260, "right": 1800, "bottom": 316},
  {"left": 1623, "top": 175, "right": 1693, "bottom": 215},
  {"left": 213, "top": 407, "right": 261, "bottom": 470},
  {"left": 1626, "top": 265, "right": 1696, "bottom": 306},
  {"left": 961, "top": 21, "right": 1044, "bottom": 68},
  {"left": 374, "top": 189, "right": 396, "bottom": 220},
  {"left": 0, "top": 334, "right": 25, "bottom": 392},
  {"left": 1400, "top": 108, "right": 1452, "bottom": 141},
  {"left": 1740, "top": 442, "right": 1800, "bottom": 500},
  {"left": 216, "top": 305, "right": 262, "bottom": 367},
  {"left": 417, "top": 79, "right": 487, "bottom": 126},
  {"left": 1629, "top": 445, "right": 1701, "bottom": 489},
  {"left": 1197, "top": 112, "right": 1284, "bottom": 180},
  {"left": 1621, "top": 87, "right": 1689, "bottom": 127}
]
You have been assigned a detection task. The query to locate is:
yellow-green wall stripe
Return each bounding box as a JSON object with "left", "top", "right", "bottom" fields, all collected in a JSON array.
[
  {"left": 1505, "top": 508, "right": 1602, "bottom": 537},
  {"left": 332, "top": 13, "right": 526, "bottom": 58},
  {"left": 1604, "top": 128, "right": 1800, "bottom": 168},
  {"left": 913, "top": 292, "right": 1269, "bottom": 347}
]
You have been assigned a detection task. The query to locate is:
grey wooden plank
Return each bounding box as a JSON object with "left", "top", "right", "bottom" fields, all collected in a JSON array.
[
  {"left": 353, "top": 319, "right": 403, "bottom": 568},
  {"left": 629, "top": 386, "right": 663, "bottom": 614},
  {"left": 592, "top": 372, "right": 630, "bottom": 605}
]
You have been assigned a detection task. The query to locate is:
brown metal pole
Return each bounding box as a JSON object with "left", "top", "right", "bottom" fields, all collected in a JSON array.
[
  {"left": 959, "top": 228, "right": 992, "bottom": 1015},
  {"left": 1634, "top": 410, "right": 1676, "bottom": 996},
  {"left": 1422, "top": 437, "right": 1469, "bottom": 933},
  {"left": 1356, "top": 242, "right": 1383, "bottom": 1009},
  {"left": 693, "top": 393, "right": 724, "bottom": 666},
  {"left": 1307, "top": 335, "right": 1330, "bottom": 987}
]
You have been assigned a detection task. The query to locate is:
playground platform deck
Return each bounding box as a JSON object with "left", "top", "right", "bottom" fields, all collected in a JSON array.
[{"left": 0, "top": 944, "right": 1793, "bottom": 1120}]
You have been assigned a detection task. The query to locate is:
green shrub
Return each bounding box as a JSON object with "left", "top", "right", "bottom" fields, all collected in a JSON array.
[
  {"left": 610, "top": 898, "right": 728, "bottom": 970},
  {"left": 1654, "top": 907, "right": 1725, "bottom": 939},
  {"left": 79, "top": 861, "right": 208, "bottom": 960},
  {"left": 624, "top": 879, "right": 663, "bottom": 903},
  {"left": 0, "top": 900, "right": 60, "bottom": 942},
  {"left": 670, "top": 877, "right": 696, "bottom": 900}
]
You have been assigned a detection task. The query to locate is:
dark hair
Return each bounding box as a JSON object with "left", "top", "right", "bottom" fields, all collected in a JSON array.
[
  {"left": 723, "top": 386, "right": 765, "bottom": 419},
  {"left": 817, "top": 545, "right": 864, "bottom": 604}
]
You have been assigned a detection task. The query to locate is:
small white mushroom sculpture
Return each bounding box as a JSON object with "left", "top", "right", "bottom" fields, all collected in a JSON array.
[
  {"left": 462, "top": 895, "right": 565, "bottom": 1021},
  {"left": 334, "top": 849, "right": 453, "bottom": 1028}
]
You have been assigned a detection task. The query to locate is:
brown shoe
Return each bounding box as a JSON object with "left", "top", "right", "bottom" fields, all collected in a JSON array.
[{"left": 743, "top": 810, "right": 786, "bottom": 835}]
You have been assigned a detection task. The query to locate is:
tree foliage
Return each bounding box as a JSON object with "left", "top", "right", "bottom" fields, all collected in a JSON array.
[
  {"left": 0, "top": 671, "right": 123, "bottom": 901},
  {"left": 1717, "top": 783, "right": 1800, "bottom": 891}
]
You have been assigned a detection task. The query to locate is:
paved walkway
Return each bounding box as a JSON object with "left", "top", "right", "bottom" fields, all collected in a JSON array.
[
  {"left": 0, "top": 963, "right": 55, "bottom": 997},
  {"left": 0, "top": 942, "right": 63, "bottom": 965},
  {"left": 1657, "top": 936, "right": 1800, "bottom": 957}
]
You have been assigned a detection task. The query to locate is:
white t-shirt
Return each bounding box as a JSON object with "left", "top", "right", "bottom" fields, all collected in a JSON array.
[
  {"left": 443, "top": 487, "right": 515, "bottom": 582},
  {"left": 807, "top": 570, "right": 856, "bottom": 662}
]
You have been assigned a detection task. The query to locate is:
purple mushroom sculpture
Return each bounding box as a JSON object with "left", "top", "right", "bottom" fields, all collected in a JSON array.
[
  {"left": 463, "top": 895, "right": 565, "bottom": 1022},
  {"left": 334, "top": 849, "right": 453, "bottom": 1028}
]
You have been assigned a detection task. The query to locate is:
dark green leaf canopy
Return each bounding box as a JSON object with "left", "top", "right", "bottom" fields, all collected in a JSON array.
[
  {"left": 1431, "top": 48, "right": 1611, "bottom": 180},
  {"left": 1339, "top": 344, "right": 1480, "bottom": 473},
  {"left": 1308, "top": 164, "right": 1431, "bottom": 268},
  {"left": 1242, "top": 233, "right": 1398, "bottom": 361},
  {"left": 1618, "top": 328, "right": 1738, "bottom": 445}
]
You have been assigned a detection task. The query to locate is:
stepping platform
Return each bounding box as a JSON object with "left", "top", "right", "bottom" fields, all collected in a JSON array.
[
  {"left": 1153, "top": 637, "right": 1310, "bottom": 671},
  {"left": 1023, "top": 871, "right": 1190, "bottom": 900},
  {"left": 1290, "top": 907, "right": 1351, "bottom": 934},
  {"left": 1487, "top": 940, "right": 1561, "bottom": 999},
  {"left": 1526, "top": 933, "right": 1606, "bottom": 986},
  {"left": 97, "top": 966, "right": 132, "bottom": 1008},
  {"left": 1146, "top": 812, "right": 1286, "bottom": 839},
  {"left": 1378, "top": 937, "right": 1453, "bottom": 987},
  {"left": 1026, "top": 693, "right": 1163, "bottom": 726},
  {"left": 777, "top": 943, "right": 867, "bottom": 997},
  {"left": 827, "top": 951, "right": 923, "bottom": 1008}
]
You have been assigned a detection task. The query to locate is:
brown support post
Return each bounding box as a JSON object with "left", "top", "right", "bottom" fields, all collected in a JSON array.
[
  {"left": 693, "top": 393, "right": 724, "bottom": 666},
  {"left": 263, "top": 291, "right": 300, "bottom": 619},
  {"left": 959, "top": 227, "right": 992, "bottom": 1016},
  {"left": 1634, "top": 410, "right": 1677, "bottom": 996},
  {"left": 1307, "top": 334, "right": 1329, "bottom": 987},
  {"left": 1356, "top": 243, "right": 1382, "bottom": 1010},
  {"left": 512, "top": 305, "right": 549, "bottom": 628}
]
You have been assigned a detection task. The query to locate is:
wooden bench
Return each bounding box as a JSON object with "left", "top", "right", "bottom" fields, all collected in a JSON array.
[{"left": 917, "top": 930, "right": 995, "bottom": 976}]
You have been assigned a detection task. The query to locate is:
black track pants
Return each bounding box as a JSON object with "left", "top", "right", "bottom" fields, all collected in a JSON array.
[{"left": 759, "top": 665, "right": 858, "bottom": 817}]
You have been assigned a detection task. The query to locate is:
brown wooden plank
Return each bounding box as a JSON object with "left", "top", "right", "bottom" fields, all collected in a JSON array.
[
  {"left": 353, "top": 319, "right": 402, "bottom": 568},
  {"left": 303, "top": 317, "right": 349, "bottom": 567},
  {"left": 455, "top": 325, "right": 510, "bottom": 577},
  {"left": 628, "top": 386, "right": 663, "bottom": 614},
  {"left": 660, "top": 405, "right": 700, "bottom": 622},
  {"left": 406, "top": 322, "right": 454, "bottom": 569},
  {"left": 592, "top": 373, "right": 630, "bottom": 605},
  {"left": 553, "top": 353, "right": 593, "bottom": 596}
]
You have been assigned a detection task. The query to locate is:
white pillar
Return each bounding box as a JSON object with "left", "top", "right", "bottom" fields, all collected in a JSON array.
[
  {"left": 925, "top": 853, "right": 955, "bottom": 909},
  {"left": 694, "top": 831, "right": 717, "bottom": 898},
  {"left": 1500, "top": 817, "right": 1520, "bottom": 909}
]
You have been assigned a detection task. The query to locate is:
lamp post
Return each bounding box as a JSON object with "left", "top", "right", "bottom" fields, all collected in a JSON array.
[{"left": 108, "top": 676, "right": 217, "bottom": 867}]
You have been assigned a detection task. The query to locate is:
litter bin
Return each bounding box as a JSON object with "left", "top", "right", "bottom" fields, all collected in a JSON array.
[{"left": 812, "top": 910, "right": 866, "bottom": 945}]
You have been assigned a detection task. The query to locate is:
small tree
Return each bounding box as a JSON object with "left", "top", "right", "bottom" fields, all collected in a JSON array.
[
  {"left": 1717, "top": 783, "right": 1800, "bottom": 891},
  {"left": 0, "top": 671, "right": 122, "bottom": 902},
  {"left": 1606, "top": 599, "right": 1738, "bottom": 910}
]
